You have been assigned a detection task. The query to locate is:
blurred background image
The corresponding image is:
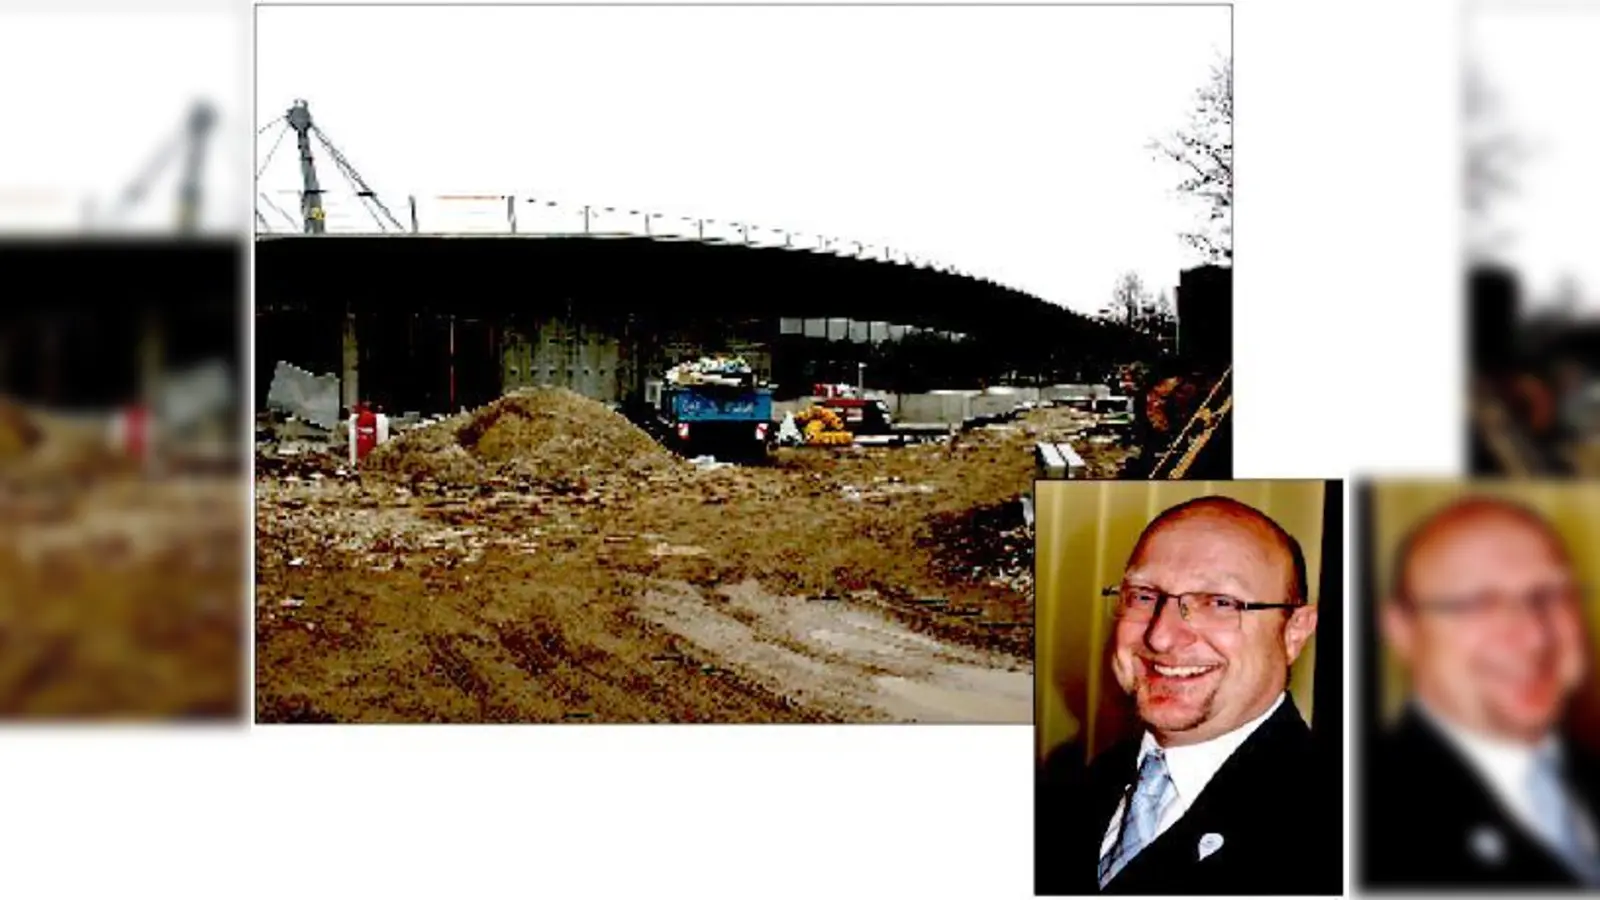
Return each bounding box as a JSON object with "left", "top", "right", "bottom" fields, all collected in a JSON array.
[
  {"left": 1360, "top": 481, "right": 1600, "bottom": 887},
  {"left": 0, "top": 5, "right": 247, "bottom": 719},
  {"left": 1465, "top": 2, "right": 1600, "bottom": 475},
  {"left": 1363, "top": 482, "right": 1600, "bottom": 741}
]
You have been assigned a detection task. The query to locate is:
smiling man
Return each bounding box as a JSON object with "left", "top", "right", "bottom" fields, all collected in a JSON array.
[
  {"left": 1366, "top": 496, "right": 1600, "bottom": 888},
  {"left": 1036, "top": 495, "right": 1341, "bottom": 895}
]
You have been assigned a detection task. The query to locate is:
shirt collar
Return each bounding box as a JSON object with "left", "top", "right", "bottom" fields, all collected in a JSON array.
[
  {"left": 1414, "top": 698, "right": 1561, "bottom": 785},
  {"left": 1137, "top": 693, "right": 1287, "bottom": 805}
]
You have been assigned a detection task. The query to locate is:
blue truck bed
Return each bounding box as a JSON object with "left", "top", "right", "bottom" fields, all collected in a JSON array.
[
  {"left": 665, "top": 386, "right": 773, "bottom": 422},
  {"left": 658, "top": 385, "right": 773, "bottom": 460}
]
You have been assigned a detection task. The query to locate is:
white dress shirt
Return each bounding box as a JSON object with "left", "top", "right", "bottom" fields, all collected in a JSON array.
[
  {"left": 1100, "top": 693, "right": 1286, "bottom": 857},
  {"left": 1416, "top": 700, "right": 1600, "bottom": 858}
]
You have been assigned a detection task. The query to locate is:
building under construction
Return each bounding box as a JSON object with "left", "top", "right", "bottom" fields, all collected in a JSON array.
[
  {"left": 0, "top": 101, "right": 241, "bottom": 442},
  {"left": 254, "top": 99, "right": 1196, "bottom": 421},
  {"left": 255, "top": 234, "right": 1173, "bottom": 417}
]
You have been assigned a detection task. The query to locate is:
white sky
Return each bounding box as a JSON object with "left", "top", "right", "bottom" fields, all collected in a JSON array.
[
  {"left": 0, "top": 4, "right": 248, "bottom": 234},
  {"left": 1470, "top": 1, "right": 1600, "bottom": 307},
  {"left": 256, "top": 5, "right": 1228, "bottom": 315}
]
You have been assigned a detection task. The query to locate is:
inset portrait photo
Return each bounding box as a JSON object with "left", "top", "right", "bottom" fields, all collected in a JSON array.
[{"left": 1035, "top": 480, "right": 1345, "bottom": 895}]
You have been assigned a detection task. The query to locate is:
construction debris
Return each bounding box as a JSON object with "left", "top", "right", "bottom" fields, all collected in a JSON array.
[
  {"left": 266, "top": 360, "right": 342, "bottom": 430},
  {"left": 921, "top": 498, "right": 1035, "bottom": 598},
  {"left": 255, "top": 398, "right": 1129, "bottom": 723},
  {"left": 664, "top": 355, "right": 756, "bottom": 388},
  {"left": 776, "top": 412, "right": 804, "bottom": 446},
  {"left": 366, "top": 387, "right": 681, "bottom": 489}
]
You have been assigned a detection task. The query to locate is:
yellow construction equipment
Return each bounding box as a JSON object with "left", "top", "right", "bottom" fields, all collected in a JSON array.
[{"left": 795, "top": 405, "right": 854, "bottom": 446}]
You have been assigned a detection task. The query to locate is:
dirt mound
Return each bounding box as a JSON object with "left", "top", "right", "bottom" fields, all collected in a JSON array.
[
  {"left": 367, "top": 388, "right": 679, "bottom": 488},
  {"left": 920, "top": 498, "right": 1034, "bottom": 596},
  {"left": 0, "top": 401, "right": 134, "bottom": 486},
  {"left": 0, "top": 397, "right": 42, "bottom": 461}
]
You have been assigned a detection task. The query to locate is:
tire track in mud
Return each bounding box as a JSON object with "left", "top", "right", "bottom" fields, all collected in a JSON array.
[
  {"left": 637, "top": 579, "right": 1033, "bottom": 723},
  {"left": 256, "top": 404, "right": 1111, "bottom": 722}
]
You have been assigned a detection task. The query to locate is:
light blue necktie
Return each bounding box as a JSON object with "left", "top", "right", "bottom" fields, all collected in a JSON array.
[
  {"left": 1528, "top": 746, "right": 1600, "bottom": 886},
  {"left": 1099, "top": 747, "right": 1176, "bottom": 888}
]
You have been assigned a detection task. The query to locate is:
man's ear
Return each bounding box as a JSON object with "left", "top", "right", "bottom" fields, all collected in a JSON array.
[
  {"left": 1381, "top": 598, "right": 1415, "bottom": 666},
  {"left": 1283, "top": 603, "right": 1318, "bottom": 665}
]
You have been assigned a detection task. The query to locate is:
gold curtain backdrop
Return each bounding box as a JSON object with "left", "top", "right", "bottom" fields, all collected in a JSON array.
[
  {"left": 1035, "top": 480, "right": 1328, "bottom": 763},
  {"left": 1368, "top": 481, "right": 1600, "bottom": 743}
]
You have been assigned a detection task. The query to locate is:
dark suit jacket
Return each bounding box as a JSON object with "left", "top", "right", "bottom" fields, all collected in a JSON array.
[
  {"left": 1363, "top": 706, "right": 1600, "bottom": 889},
  {"left": 1036, "top": 695, "right": 1343, "bottom": 895}
]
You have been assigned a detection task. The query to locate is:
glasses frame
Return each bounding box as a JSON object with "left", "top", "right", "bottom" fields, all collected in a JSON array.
[
  {"left": 1101, "top": 584, "right": 1303, "bottom": 628},
  {"left": 1405, "top": 583, "right": 1589, "bottom": 618}
]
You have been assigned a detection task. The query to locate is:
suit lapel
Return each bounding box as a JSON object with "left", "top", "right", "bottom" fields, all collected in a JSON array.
[
  {"left": 1397, "top": 709, "right": 1581, "bottom": 883},
  {"left": 1103, "top": 698, "right": 1314, "bottom": 894}
]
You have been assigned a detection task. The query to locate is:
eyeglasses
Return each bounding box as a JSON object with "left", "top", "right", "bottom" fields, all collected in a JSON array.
[
  {"left": 1102, "top": 584, "right": 1302, "bottom": 631},
  {"left": 1406, "top": 584, "right": 1587, "bottom": 620}
]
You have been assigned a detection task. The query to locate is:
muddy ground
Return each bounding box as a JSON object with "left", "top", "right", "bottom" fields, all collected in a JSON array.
[
  {"left": 255, "top": 390, "right": 1129, "bottom": 723},
  {"left": 0, "top": 405, "right": 244, "bottom": 719}
]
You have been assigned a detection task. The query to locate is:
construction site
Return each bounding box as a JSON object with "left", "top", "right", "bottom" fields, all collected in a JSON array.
[
  {"left": 0, "top": 237, "right": 244, "bottom": 719},
  {"left": 0, "top": 99, "right": 244, "bottom": 720},
  {"left": 253, "top": 101, "right": 1232, "bottom": 724}
]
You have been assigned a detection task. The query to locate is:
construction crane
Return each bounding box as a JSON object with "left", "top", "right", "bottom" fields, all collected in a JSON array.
[
  {"left": 96, "top": 99, "right": 216, "bottom": 233},
  {"left": 79, "top": 100, "right": 221, "bottom": 430},
  {"left": 258, "top": 99, "right": 404, "bottom": 234}
]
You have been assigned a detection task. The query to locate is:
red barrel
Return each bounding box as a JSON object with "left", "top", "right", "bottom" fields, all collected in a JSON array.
[
  {"left": 354, "top": 403, "right": 378, "bottom": 462},
  {"left": 122, "top": 404, "right": 148, "bottom": 461}
]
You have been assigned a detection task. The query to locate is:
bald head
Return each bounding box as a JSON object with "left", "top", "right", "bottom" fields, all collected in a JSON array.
[
  {"left": 1130, "top": 496, "right": 1309, "bottom": 607},
  {"left": 1383, "top": 495, "right": 1588, "bottom": 744},
  {"left": 1391, "top": 496, "right": 1572, "bottom": 605},
  {"left": 1112, "top": 495, "right": 1319, "bottom": 746}
]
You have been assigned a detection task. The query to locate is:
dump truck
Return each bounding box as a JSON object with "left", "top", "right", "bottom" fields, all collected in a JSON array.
[{"left": 639, "top": 356, "right": 773, "bottom": 461}]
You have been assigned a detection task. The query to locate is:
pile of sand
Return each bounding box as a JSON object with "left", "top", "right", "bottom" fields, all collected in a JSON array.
[
  {"left": 366, "top": 388, "right": 679, "bottom": 488},
  {"left": 0, "top": 397, "right": 42, "bottom": 461},
  {"left": 0, "top": 398, "right": 136, "bottom": 487}
]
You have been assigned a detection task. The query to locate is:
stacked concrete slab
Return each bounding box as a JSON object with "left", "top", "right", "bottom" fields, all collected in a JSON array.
[{"left": 1035, "top": 441, "right": 1087, "bottom": 479}]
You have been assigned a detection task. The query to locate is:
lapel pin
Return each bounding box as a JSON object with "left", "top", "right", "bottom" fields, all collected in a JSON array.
[
  {"left": 1470, "top": 826, "right": 1506, "bottom": 866},
  {"left": 1198, "top": 832, "right": 1225, "bottom": 861}
]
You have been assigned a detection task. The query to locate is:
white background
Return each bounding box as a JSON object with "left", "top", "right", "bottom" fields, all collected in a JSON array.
[
  {"left": 0, "top": 0, "right": 1459, "bottom": 898},
  {"left": 0, "top": 0, "right": 248, "bottom": 232},
  {"left": 1469, "top": 0, "right": 1600, "bottom": 307},
  {"left": 253, "top": 3, "right": 1228, "bottom": 312}
]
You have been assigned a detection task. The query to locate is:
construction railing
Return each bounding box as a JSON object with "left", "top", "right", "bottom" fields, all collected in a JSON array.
[{"left": 254, "top": 188, "right": 979, "bottom": 277}]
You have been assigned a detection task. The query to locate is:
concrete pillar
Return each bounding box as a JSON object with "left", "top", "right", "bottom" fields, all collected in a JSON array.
[
  {"left": 139, "top": 309, "right": 164, "bottom": 412},
  {"left": 39, "top": 319, "right": 57, "bottom": 404},
  {"left": 341, "top": 310, "right": 359, "bottom": 413}
]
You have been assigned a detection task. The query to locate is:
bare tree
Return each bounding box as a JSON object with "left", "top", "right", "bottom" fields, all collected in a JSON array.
[
  {"left": 1147, "top": 288, "right": 1178, "bottom": 346},
  {"left": 1152, "top": 56, "right": 1232, "bottom": 265},
  {"left": 1101, "top": 272, "right": 1176, "bottom": 345},
  {"left": 1102, "top": 271, "right": 1150, "bottom": 324},
  {"left": 1464, "top": 60, "right": 1525, "bottom": 264}
]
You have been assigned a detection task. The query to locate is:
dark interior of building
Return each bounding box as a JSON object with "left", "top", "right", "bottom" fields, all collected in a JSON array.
[
  {"left": 255, "top": 235, "right": 1162, "bottom": 413},
  {"left": 0, "top": 238, "right": 242, "bottom": 411}
]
